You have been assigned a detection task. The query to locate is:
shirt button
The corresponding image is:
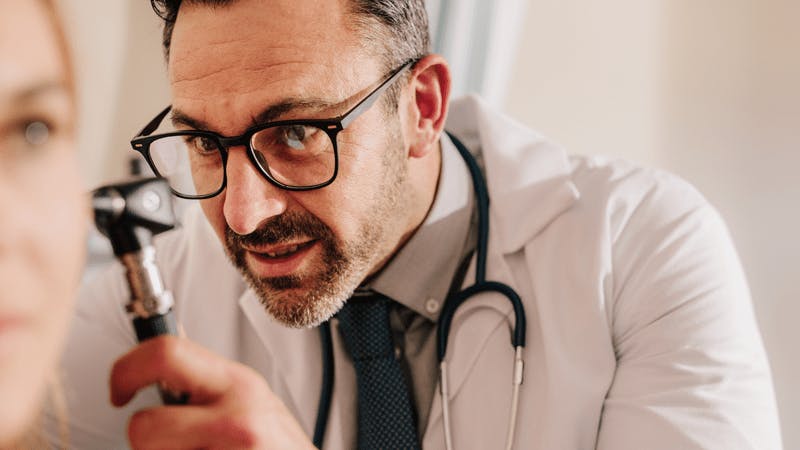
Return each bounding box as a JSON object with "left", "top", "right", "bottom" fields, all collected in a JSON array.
[
  {"left": 425, "top": 298, "right": 440, "bottom": 313},
  {"left": 394, "top": 346, "right": 402, "bottom": 359}
]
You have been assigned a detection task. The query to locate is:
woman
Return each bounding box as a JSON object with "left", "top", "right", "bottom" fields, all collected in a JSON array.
[{"left": 0, "top": 0, "right": 87, "bottom": 447}]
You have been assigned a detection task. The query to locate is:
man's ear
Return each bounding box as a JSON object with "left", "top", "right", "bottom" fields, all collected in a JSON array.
[{"left": 402, "top": 54, "right": 451, "bottom": 159}]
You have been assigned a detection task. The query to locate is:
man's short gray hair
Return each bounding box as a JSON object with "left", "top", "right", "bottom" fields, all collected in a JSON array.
[{"left": 150, "top": 0, "right": 430, "bottom": 70}]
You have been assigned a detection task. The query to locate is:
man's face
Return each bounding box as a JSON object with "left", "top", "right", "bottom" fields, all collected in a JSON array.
[{"left": 169, "top": 0, "right": 413, "bottom": 327}]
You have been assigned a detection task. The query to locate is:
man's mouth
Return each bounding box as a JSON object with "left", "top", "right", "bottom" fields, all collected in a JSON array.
[
  {"left": 243, "top": 239, "right": 319, "bottom": 278},
  {"left": 263, "top": 244, "right": 300, "bottom": 258},
  {"left": 253, "top": 240, "right": 316, "bottom": 259}
]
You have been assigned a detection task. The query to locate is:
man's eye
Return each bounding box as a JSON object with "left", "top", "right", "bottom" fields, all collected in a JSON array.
[
  {"left": 186, "top": 136, "right": 218, "bottom": 154},
  {"left": 280, "top": 125, "right": 316, "bottom": 150}
]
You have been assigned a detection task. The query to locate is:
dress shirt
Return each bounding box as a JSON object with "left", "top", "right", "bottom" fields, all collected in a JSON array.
[{"left": 335, "top": 133, "right": 475, "bottom": 434}]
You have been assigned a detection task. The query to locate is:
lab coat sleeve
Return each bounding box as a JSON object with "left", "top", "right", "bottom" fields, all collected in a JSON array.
[{"left": 595, "top": 171, "right": 782, "bottom": 449}]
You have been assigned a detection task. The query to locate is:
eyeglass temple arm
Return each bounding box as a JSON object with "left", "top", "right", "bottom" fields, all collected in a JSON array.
[
  {"left": 339, "top": 60, "right": 414, "bottom": 129},
  {"left": 135, "top": 105, "right": 173, "bottom": 138},
  {"left": 135, "top": 60, "right": 414, "bottom": 138}
]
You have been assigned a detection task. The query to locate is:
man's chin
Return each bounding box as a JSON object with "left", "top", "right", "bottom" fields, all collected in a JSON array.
[
  {"left": 249, "top": 279, "right": 351, "bottom": 329},
  {"left": 258, "top": 274, "right": 304, "bottom": 291}
]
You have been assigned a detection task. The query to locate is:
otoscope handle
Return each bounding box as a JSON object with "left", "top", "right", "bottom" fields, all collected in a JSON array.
[
  {"left": 92, "top": 178, "right": 188, "bottom": 405},
  {"left": 133, "top": 311, "right": 190, "bottom": 404},
  {"left": 133, "top": 310, "right": 179, "bottom": 341}
]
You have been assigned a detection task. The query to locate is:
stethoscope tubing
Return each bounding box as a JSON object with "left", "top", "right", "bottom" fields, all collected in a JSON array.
[
  {"left": 312, "top": 132, "right": 527, "bottom": 449},
  {"left": 436, "top": 280, "right": 526, "bottom": 360},
  {"left": 437, "top": 133, "right": 527, "bottom": 450}
]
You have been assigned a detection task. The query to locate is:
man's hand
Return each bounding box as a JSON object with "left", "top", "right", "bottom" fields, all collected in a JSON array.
[{"left": 110, "top": 336, "right": 315, "bottom": 450}]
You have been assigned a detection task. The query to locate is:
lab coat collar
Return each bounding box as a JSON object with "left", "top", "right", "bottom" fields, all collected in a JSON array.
[{"left": 446, "top": 95, "right": 580, "bottom": 254}]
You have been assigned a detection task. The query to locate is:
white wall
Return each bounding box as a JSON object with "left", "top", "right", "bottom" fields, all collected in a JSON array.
[
  {"left": 59, "top": 0, "right": 168, "bottom": 188},
  {"left": 506, "top": 0, "right": 799, "bottom": 447}
]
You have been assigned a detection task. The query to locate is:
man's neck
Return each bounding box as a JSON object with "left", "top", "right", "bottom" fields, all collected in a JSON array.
[{"left": 366, "top": 138, "right": 443, "bottom": 278}]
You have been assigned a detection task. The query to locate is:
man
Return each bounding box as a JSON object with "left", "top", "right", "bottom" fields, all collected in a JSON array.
[{"left": 47, "top": 0, "right": 782, "bottom": 448}]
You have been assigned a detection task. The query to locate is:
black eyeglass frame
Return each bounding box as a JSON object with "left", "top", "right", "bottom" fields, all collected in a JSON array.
[{"left": 130, "top": 59, "right": 416, "bottom": 199}]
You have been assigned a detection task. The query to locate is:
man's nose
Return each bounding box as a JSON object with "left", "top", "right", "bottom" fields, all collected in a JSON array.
[{"left": 223, "top": 148, "right": 288, "bottom": 235}]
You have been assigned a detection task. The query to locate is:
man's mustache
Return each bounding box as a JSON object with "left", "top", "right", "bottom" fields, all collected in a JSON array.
[{"left": 225, "top": 211, "right": 334, "bottom": 248}]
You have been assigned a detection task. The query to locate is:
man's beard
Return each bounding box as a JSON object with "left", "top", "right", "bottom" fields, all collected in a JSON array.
[{"left": 223, "top": 128, "right": 407, "bottom": 328}]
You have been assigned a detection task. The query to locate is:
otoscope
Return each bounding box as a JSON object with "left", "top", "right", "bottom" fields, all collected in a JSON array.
[{"left": 91, "top": 177, "right": 188, "bottom": 404}]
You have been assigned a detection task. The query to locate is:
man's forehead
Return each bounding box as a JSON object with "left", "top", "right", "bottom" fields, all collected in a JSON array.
[
  {"left": 168, "top": 0, "right": 366, "bottom": 95},
  {"left": 166, "top": 0, "right": 381, "bottom": 133},
  {"left": 170, "top": 0, "right": 352, "bottom": 55}
]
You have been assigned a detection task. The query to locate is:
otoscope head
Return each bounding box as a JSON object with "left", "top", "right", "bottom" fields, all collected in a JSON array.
[{"left": 92, "top": 177, "right": 176, "bottom": 256}]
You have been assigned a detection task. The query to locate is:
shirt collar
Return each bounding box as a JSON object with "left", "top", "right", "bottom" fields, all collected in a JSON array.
[{"left": 368, "top": 134, "right": 474, "bottom": 321}]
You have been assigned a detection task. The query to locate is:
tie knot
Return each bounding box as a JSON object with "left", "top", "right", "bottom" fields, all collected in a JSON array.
[{"left": 337, "top": 291, "right": 395, "bottom": 362}]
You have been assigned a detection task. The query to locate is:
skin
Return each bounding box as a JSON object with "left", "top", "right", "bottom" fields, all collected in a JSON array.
[
  {"left": 0, "top": 0, "right": 87, "bottom": 446},
  {"left": 169, "top": 0, "right": 443, "bottom": 328},
  {"left": 111, "top": 0, "right": 451, "bottom": 447}
]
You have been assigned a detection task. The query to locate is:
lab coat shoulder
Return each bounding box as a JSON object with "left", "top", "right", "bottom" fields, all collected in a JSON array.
[
  {"left": 547, "top": 157, "right": 782, "bottom": 449},
  {"left": 447, "top": 96, "right": 781, "bottom": 449},
  {"left": 570, "top": 157, "right": 782, "bottom": 449}
]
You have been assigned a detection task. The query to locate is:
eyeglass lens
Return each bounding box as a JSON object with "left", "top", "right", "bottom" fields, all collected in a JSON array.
[{"left": 147, "top": 123, "right": 335, "bottom": 196}]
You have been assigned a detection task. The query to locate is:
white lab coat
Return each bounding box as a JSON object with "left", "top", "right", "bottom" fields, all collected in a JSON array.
[{"left": 47, "top": 96, "right": 782, "bottom": 449}]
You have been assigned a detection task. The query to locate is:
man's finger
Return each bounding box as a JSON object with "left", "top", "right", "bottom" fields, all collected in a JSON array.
[
  {"left": 110, "top": 335, "right": 234, "bottom": 407},
  {"left": 127, "top": 405, "right": 265, "bottom": 450}
]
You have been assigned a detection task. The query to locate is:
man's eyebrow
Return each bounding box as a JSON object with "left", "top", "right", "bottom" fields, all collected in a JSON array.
[
  {"left": 170, "top": 98, "right": 345, "bottom": 133},
  {"left": 170, "top": 109, "right": 209, "bottom": 130},
  {"left": 250, "top": 98, "right": 342, "bottom": 125}
]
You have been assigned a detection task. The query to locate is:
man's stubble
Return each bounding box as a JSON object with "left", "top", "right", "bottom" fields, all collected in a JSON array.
[{"left": 224, "top": 114, "right": 409, "bottom": 328}]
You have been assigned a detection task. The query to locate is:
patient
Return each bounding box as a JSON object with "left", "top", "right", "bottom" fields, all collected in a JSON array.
[{"left": 0, "top": 0, "right": 87, "bottom": 447}]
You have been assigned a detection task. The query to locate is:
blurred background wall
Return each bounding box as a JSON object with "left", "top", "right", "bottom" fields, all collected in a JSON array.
[
  {"left": 506, "top": 2, "right": 799, "bottom": 447},
  {"left": 60, "top": 0, "right": 798, "bottom": 446}
]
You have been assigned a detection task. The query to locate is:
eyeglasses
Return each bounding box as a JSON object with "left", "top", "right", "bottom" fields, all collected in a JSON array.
[{"left": 130, "top": 60, "right": 414, "bottom": 199}]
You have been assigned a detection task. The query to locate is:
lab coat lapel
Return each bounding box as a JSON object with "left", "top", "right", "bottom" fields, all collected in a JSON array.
[
  {"left": 422, "top": 96, "right": 580, "bottom": 448},
  {"left": 446, "top": 95, "right": 579, "bottom": 252},
  {"left": 237, "top": 291, "right": 327, "bottom": 440},
  {"left": 423, "top": 238, "right": 520, "bottom": 449}
]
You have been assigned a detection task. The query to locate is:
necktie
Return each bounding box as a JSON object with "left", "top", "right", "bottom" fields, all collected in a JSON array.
[{"left": 337, "top": 290, "right": 421, "bottom": 450}]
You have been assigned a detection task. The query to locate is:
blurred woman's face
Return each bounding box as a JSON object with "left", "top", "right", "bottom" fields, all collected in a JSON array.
[{"left": 0, "top": 0, "right": 86, "bottom": 444}]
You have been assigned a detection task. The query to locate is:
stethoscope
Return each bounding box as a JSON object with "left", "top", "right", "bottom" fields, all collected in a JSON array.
[{"left": 313, "top": 133, "right": 527, "bottom": 450}]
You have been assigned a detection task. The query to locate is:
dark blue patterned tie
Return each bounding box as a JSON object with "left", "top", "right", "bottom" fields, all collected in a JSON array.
[{"left": 337, "top": 290, "right": 421, "bottom": 450}]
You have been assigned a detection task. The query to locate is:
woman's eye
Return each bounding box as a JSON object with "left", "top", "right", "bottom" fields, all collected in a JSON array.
[
  {"left": 1, "top": 119, "right": 56, "bottom": 155},
  {"left": 24, "top": 121, "right": 51, "bottom": 147}
]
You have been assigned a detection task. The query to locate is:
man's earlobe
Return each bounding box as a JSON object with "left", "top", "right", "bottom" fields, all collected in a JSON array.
[{"left": 406, "top": 55, "right": 451, "bottom": 159}]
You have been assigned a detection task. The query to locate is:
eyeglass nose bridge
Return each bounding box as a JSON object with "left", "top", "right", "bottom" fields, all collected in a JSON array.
[
  {"left": 213, "top": 133, "right": 262, "bottom": 182},
  {"left": 214, "top": 132, "right": 289, "bottom": 192},
  {"left": 216, "top": 134, "right": 251, "bottom": 151}
]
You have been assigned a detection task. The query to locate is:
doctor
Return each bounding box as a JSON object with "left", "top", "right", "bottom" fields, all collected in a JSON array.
[{"left": 49, "top": 0, "right": 782, "bottom": 448}]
